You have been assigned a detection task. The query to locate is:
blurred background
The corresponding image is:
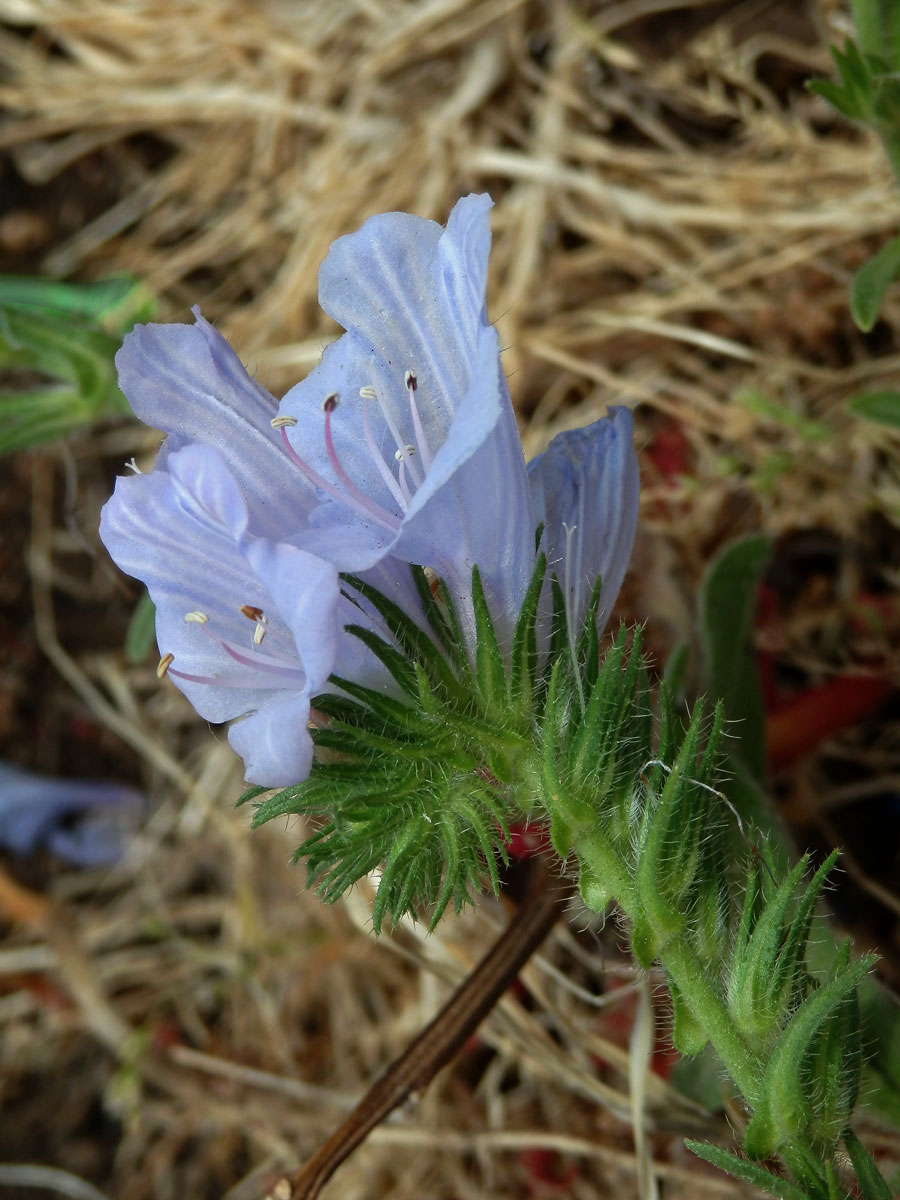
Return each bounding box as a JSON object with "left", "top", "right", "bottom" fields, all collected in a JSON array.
[{"left": 1, "top": 1, "right": 899, "bottom": 1197}]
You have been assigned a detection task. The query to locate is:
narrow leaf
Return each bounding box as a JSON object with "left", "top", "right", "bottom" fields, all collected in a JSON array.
[{"left": 851, "top": 234, "right": 900, "bottom": 332}]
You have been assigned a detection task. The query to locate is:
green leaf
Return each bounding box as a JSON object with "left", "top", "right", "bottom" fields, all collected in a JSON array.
[
  {"left": 850, "top": 234, "right": 900, "bottom": 332},
  {"left": 685, "top": 1141, "right": 811, "bottom": 1200},
  {"left": 843, "top": 1129, "right": 892, "bottom": 1200},
  {"left": 851, "top": 0, "right": 900, "bottom": 69},
  {"left": 699, "top": 533, "right": 771, "bottom": 784},
  {"left": 124, "top": 590, "right": 157, "bottom": 664},
  {"left": 0, "top": 274, "right": 154, "bottom": 335},
  {"left": 846, "top": 389, "right": 900, "bottom": 429}
]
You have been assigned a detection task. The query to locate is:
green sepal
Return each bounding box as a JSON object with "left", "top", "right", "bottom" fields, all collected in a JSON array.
[
  {"left": 843, "top": 1129, "right": 892, "bottom": 1200},
  {"left": 573, "top": 573, "right": 604, "bottom": 692},
  {"left": 471, "top": 565, "right": 508, "bottom": 715},
  {"left": 341, "top": 573, "right": 464, "bottom": 701},
  {"left": 343, "top": 624, "right": 418, "bottom": 697},
  {"left": 744, "top": 952, "right": 876, "bottom": 1159},
  {"left": 236, "top": 784, "right": 268, "bottom": 808},
  {"left": 509, "top": 551, "right": 546, "bottom": 710},
  {"left": 409, "top": 564, "right": 470, "bottom": 681},
  {"left": 685, "top": 1141, "right": 811, "bottom": 1200},
  {"left": 727, "top": 852, "right": 838, "bottom": 1046},
  {"left": 634, "top": 701, "right": 711, "bottom": 942},
  {"left": 669, "top": 979, "right": 709, "bottom": 1056}
]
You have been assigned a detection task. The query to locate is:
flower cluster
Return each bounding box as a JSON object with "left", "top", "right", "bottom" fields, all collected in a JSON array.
[{"left": 100, "top": 194, "right": 639, "bottom": 788}]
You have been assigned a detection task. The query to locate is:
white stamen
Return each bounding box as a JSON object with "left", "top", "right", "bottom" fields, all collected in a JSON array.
[
  {"left": 253, "top": 622, "right": 267, "bottom": 646},
  {"left": 157, "top": 652, "right": 174, "bottom": 679},
  {"left": 362, "top": 396, "right": 407, "bottom": 510},
  {"left": 405, "top": 371, "right": 433, "bottom": 472},
  {"left": 271, "top": 415, "right": 297, "bottom": 428},
  {"left": 184, "top": 611, "right": 209, "bottom": 624},
  {"left": 394, "top": 445, "right": 416, "bottom": 461},
  {"left": 359, "top": 386, "right": 377, "bottom": 401}
]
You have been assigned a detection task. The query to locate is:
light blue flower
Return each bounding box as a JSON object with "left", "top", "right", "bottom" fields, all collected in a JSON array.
[
  {"left": 99, "top": 193, "right": 640, "bottom": 788},
  {"left": 101, "top": 442, "right": 341, "bottom": 786},
  {"left": 0, "top": 762, "right": 143, "bottom": 867},
  {"left": 276, "top": 193, "right": 536, "bottom": 649},
  {"left": 529, "top": 407, "right": 640, "bottom": 647}
]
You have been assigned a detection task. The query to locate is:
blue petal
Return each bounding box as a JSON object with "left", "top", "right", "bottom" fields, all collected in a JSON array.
[
  {"left": 227, "top": 692, "right": 315, "bottom": 788},
  {"left": 0, "top": 763, "right": 142, "bottom": 866},
  {"left": 396, "top": 326, "right": 535, "bottom": 648},
  {"left": 528, "top": 406, "right": 639, "bottom": 637},
  {"left": 277, "top": 195, "right": 536, "bottom": 642},
  {"left": 317, "top": 194, "right": 493, "bottom": 427},
  {"left": 116, "top": 310, "right": 303, "bottom": 542},
  {"left": 100, "top": 445, "right": 342, "bottom": 785}
]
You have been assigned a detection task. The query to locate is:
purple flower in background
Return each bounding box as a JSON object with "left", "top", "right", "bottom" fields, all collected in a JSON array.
[
  {"left": 100, "top": 193, "right": 640, "bottom": 789},
  {"left": 0, "top": 763, "right": 142, "bottom": 867}
]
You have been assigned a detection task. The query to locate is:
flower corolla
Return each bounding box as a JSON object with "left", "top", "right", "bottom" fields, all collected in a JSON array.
[{"left": 100, "top": 194, "right": 639, "bottom": 788}]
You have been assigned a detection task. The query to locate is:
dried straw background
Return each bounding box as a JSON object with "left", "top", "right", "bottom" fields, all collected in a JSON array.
[{"left": 1, "top": 0, "right": 899, "bottom": 1197}]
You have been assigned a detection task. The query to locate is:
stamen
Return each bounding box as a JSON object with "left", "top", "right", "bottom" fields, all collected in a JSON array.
[
  {"left": 405, "top": 370, "right": 433, "bottom": 472},
  {"left": 125, "top": 457, "right": 142, "bottom": 474},
  {"left": 363, "top": 374, "right": 423, "bottom": 489},
  {"left": 157, "top": 652, "right": 175, "bottom": 679},
  {"left": 240, "top": 604, "right": 265, "bottom": 622},
  {"left": 396, "top": 452, "right": 413, "bottom": 505},
  {"left": 278, "top": 427, "right": 400, "bottom": 533},
  {"left": 271, "top": 415, "right": 298, "bottom": 428},
  {"left": 184, "top": 611, "right": 209, "bottom": 624},
  {"left": 362, "top": 397, "right": 407, "bottom": 511},
  {"left": 253, "top": 622, "right": 267, "bottom": 646},
  {"left": 321, "top": 394, "right": 403, "bottom": 528},
  {"left": 359, "top": 386, "right": 377, "bottom": 401}
]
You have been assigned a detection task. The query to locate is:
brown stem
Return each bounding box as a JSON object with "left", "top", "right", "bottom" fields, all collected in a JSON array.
[{"left": 267, "top": 867, "right": 574, "bottom": 1200}]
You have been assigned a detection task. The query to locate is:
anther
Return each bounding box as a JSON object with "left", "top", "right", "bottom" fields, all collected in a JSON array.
[
  {"left": 359, "top": 385, "right": 377, "bottom": 400},
  {"left": 240, "top": 604, "right": 265, "bottom": 622},
  {"left": 404, "top": 371, "right": 418, "bottom": 391},
  {"left": 253, "top": 622, "right": 267, "bottom": 646},
  {"left": 157, "top": 652, "right": 175, "bottom": 679},
  {"left": 271, "top": 415, "right": 297, "bottom": 428},
  {"left": 323, "top": 393, "right": 339, "bottom": 413},
  {"left": 184, "top": 611, "right": 209, "bottom": 624},
  {"left": 394, "top": 445, "right": 416, "bottom": 461}
]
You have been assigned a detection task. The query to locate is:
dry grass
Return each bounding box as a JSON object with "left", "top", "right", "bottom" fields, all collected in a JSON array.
[{"left": 1, "top": 0, "right": 899, "bottom": 1197}]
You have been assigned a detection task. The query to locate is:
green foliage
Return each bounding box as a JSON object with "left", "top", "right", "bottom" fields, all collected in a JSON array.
[
  {"left": 0, "top": 275, "right": 152, "bottom": 454},
  {"left": 685, "top": 1141, "right": 811, "bottom": 1200},
  {"left": 851, "top": 235, "right": 900, "bottom": 332},
  {"left": 699, "top": 533, "right": 770, "bottom": 784},
  {"left": 847, "top": 388, "right": 900, "bottom": 428},
  {"left": 808, "top": 0, "right": 900, "bottom": 327},
  {"left": 124, "top": 590, "right": 157, "bottom": 664},
  {"left": 249, "top": 562, "right": 548, "bottom": 932}
]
